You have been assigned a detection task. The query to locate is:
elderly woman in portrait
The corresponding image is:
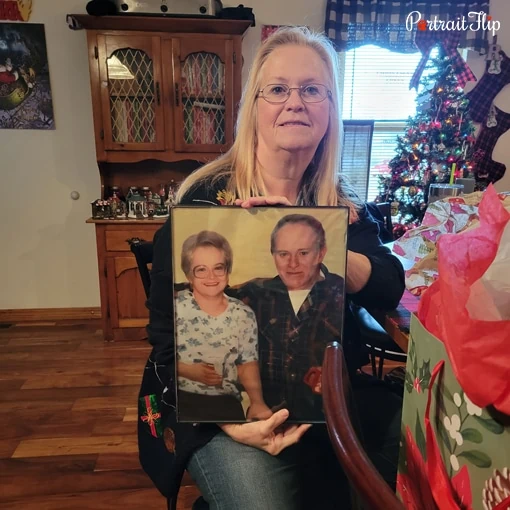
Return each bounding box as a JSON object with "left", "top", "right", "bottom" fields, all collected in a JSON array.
[{"left": 176, "top": 230, "right": 270, "bottom": 422}]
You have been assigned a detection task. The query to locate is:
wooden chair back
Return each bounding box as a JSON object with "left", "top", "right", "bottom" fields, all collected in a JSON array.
[
  {"left": 322, "top": 342, "right": 404, "bottom": 510},
  {"left": 129, "top": 239, "right": 153, "bottom": 299}
]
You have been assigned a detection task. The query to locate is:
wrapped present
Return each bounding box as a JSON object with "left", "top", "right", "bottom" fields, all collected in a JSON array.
[
  {"left": 393, "top": 188, "right": 510, "bottom": 296},
  {"left": 398, "top": 315, "right": 510, "bottom": 510}
]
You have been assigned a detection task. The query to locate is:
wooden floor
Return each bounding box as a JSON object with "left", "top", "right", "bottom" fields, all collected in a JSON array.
[{"left": 0, "top": 320, "right": 200, "bottom": 510}]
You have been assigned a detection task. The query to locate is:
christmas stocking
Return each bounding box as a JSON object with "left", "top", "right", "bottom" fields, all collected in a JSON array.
[
  {"left": 471, "top": 105, "right": 510, "bottom": 183},
  {"left": 466, "top": 51, "right": 510, "bottom": 123}
]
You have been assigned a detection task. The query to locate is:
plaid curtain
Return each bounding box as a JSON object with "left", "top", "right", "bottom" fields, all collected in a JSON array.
[{"left": 325, "top": 0, "right": 490, "bottom": 53}]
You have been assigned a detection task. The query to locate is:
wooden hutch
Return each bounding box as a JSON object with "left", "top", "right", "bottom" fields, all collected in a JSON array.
[{"left": 68, "top": 14, "right": 251, "bottom": 341}]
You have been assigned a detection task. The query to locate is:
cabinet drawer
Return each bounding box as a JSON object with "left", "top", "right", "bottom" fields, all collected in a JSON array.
[{"left": 105, "top": 229, "right": 157, "bottom": 252}]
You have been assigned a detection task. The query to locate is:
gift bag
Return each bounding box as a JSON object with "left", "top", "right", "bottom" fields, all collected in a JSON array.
[
  {"left": 397, "top": 314, "right": 510, "bottom": 510},
  {"left": 418, "top": 185, "right": 510, "bottom": 415}
]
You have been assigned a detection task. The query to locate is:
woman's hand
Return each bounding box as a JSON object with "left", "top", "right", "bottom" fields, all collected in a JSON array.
[
  {"left": 219, "top": 409, "right": 312, "bottom": 455},
  {"left": 178, "top": 361, "right": 222, "bottom": 386},
  {"left": 246, "top": 401, "right": 273, "bottom": 421},
  {"left": 345, "top": 250, "right": 372, "bottom": 294},
  {"left": 235, "top": 196, "right": 293, "bottom": 208}
]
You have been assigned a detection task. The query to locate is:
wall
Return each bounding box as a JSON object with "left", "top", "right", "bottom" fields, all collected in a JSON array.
[
  {"left": 0, "top": 0, "right": 508, "bottom": 310},
  {"left": 0, "top": 0, "right": 328, "bottom": 310},
  {"left": 0, "top": 1, "right": 99, "bottom": 309}
]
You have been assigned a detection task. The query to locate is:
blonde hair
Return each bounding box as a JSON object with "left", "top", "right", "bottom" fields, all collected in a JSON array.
[{"left": 176, "top": 26, "right": 358, "bottom": 215}]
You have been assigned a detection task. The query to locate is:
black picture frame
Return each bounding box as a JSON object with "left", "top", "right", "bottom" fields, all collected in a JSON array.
[{"left": 171, "top": 206, "right": 349, "bottom": 423}]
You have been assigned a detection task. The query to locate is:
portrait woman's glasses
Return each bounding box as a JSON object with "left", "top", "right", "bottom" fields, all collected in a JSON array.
[
  {"left": 192, "top": 264, "right": 227, "bottom": 279},
  {"left": 258, "top": 83, "right": 331, "bottom": 104}
]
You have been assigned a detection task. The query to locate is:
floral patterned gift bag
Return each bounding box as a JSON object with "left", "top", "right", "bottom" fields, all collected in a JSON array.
[
  {"left": 398, "top": 186, "right": 510, "bottom": 510},
  {"left": 398, "top": 315, "right": 510, "bottom": 510}
]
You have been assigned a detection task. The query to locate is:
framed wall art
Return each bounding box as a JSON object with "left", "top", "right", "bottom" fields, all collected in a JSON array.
[{"left": 0, "top": 23, "right": 54, "bottom": 129}]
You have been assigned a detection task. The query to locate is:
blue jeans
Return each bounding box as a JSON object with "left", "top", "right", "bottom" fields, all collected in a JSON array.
[
  {"left": 187, "top": 432, "right": 302, "bottom": 510},
  {"left": 187, "top": 382, "right": 402, "bottom": 510}
]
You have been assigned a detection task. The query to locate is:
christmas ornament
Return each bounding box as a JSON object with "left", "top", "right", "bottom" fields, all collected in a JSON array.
[
  {"left": 408, "top": 186, "right": 418, "bottom": 197},
  {"left": 390, "top": 201, "right": 400, "bottom": 216}
]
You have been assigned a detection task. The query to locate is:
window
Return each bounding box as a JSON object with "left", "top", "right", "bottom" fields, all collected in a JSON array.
[{"left": 341, "top": 45, "right": 427, "bottom": 201}]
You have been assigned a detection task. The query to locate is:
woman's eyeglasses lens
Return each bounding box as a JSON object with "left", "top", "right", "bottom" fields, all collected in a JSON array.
[
  {"left": 193, "top": 265, "right": 227, "bottom": 278},
  {"left": 259, "top": 84, "right": 329, "bottom": 104}
]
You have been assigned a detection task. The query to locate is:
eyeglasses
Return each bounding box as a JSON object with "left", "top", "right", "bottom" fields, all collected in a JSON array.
[
  {"left": 192, "top": 264, "right": 227, "bottom": 279},
  {"left": 258, "top": 83, "right": 331, "bottom": 104}
]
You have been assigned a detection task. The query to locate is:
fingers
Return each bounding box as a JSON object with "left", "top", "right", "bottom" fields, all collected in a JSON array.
[
  {"left": 261, "top": 408, "right": 290, "bottom": 434},
  {"left": 234, "top": 196, "right": 292, "bottom": 208},
  {"left": 258, "top": 409, "right": 274, "bottom": 420},
  {"left": 201, "top": 364, "right": 222, "bottom": 385},
  {"left": 264, "top": 196, "right": 292, "bottom": 205},
  {"left": 249, "top": 410, "right": 273, "bottom": 421},
  {"left": 205, "top": 376, "right": 223, "bottom": 385},
  {"left": 204, "top": 373, "right": 222, "bottom": 385},
  {"left": 278, "top": 423, "right": 313, "bottom": 450}
]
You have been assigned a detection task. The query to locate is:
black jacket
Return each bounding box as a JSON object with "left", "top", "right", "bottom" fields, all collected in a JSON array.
[{"left": 137, "top": 180, "right": 405, "bottom": 503}]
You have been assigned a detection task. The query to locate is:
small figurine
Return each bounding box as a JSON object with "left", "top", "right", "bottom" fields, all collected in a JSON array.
[
  {"left": 165, "top": 180, "right": 177, "bottom": 210},
  {"left": 127, "top": 188, "right": 147, "bottom": 219},
  {"left": 91, "top": 199, "right": 112, "bottom": 219},
  {"left": 155, "top": 183, "right": 169, "bottom": 217}
]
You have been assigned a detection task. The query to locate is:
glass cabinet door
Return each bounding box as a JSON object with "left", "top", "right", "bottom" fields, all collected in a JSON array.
[
  {"left": 98, "top": 35, "right": 165, "bottom": 151},
  {"left": 172, "top": 38, "right": 234, "bottom": 152}
]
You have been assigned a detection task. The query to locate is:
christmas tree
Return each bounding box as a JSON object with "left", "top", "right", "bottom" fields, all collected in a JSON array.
[{"left": 377, "top": 47, "right": 476, "bottom": 237}]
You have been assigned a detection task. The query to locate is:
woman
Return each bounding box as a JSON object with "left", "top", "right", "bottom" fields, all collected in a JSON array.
[
  {"left": 176, "top": 230, "right": 269, "bottom": 422},
  {"left": 138, "top": 27, "right": 405, "bottom": 509}
]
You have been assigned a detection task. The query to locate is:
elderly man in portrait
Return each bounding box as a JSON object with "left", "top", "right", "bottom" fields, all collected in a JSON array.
[{"left": 232, "top": 213, "right": 345, "bottom": 422}]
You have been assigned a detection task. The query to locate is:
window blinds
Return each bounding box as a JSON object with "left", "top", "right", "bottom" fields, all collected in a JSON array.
[{"left": 341, "top": 45, "right": 428, "bottom": 201}]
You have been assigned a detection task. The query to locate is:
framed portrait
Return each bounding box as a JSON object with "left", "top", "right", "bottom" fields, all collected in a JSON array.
[{"left": 171, "top": 206, "right": 349, "bottom": 424}]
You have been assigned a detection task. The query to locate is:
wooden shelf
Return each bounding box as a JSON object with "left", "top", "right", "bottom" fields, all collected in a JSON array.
[
  {"left": 67, "top": 14, "right": 252, "bottom": 35},
  {"left": 86, "top": 217, "right": 167, "bottom": 224}
]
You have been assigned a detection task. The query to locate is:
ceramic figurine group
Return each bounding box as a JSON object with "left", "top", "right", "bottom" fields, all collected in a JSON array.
[{"left": 91, "top": 182, "right": 177, "bottom": 220}]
